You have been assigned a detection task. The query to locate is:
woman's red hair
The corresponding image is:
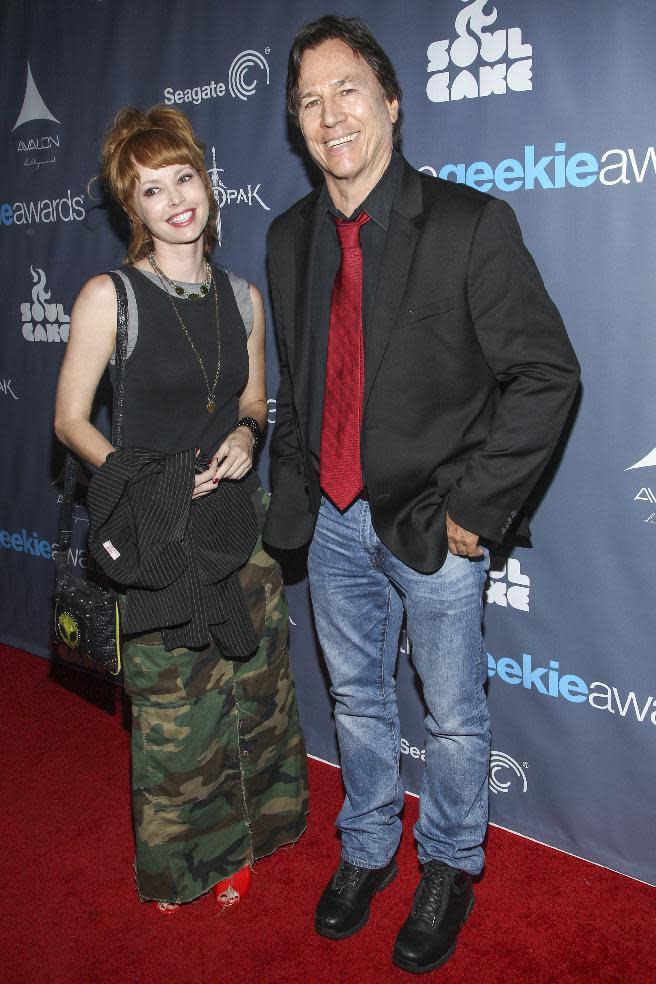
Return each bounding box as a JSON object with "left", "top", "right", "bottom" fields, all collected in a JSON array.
[{"left": 101, "top": 106, "right": 217, "bottom": 263}]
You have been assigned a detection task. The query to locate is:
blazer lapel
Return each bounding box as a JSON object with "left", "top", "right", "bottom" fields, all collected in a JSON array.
[
  {"left": 290, "top": 190, "right": 324, "bottom": 431},
  {"left": 364, "top": 160, "right": 424, "bottom": 410}
]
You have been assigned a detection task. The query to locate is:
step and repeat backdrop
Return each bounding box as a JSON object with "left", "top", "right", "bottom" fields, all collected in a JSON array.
[{"left": 2, "top": 0, "right": 654, "bottom": 884}]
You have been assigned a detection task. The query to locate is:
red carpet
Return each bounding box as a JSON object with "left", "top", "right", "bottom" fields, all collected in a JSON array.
[{"left": 1, "top": 643, "right": 654, "bottom": 983}]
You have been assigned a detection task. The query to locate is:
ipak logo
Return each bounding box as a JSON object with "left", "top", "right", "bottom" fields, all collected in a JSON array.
[
  {"left": 486, "top": 556, "right": 530, "bottom": 612},
  {"left": 489, "top": 750, "right": 528, "bottom": 794},
  {"left": 207, "top": 147, "right": 270, "bottom": 247},
  {"left": 427, "top": 0, "right": 532, "bottom": 103},
  {"left": 163, "top": 48, "right": 270, "bottom": 107},
  {"left": 13, "top": 61, "right": 61, "bottom": 169},
  {"left": 21, "top": 267, "right": 70, "bottom": 342},
  {"left": 625, "top": 448, "right": 656, "bottom": 527},
  {"left": 0, "top": 379, "right": 18, "bottom": 400}
]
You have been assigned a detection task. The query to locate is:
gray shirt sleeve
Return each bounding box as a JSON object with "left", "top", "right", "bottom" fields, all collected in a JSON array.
[{"left": 225, "top": 270, "right": 254, "bottom": 337}]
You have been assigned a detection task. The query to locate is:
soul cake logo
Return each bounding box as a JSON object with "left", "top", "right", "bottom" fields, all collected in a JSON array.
[
  {"left": 486, "top": 557, "right": 530, "bottom": 612},
  {"left": 427, "top": 0, "right": 532, "bottom": 103},
  {"left": 21, "top": 267, "right": 70, "bottom": 342}
]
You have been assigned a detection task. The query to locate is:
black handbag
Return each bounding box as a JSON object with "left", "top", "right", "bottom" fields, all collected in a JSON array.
[{"left": 53, "top": 272, "right": 128, "bottom": 676}]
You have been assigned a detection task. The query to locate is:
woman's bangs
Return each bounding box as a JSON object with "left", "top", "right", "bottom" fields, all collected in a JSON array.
[{"left": 127, "top": 129, "right": 195, "bottom": 179}]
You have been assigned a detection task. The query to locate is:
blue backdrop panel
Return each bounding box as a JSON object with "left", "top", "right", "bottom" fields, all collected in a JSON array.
[{"left": 2, "top": 0, "right": 654, "bottom": 885}]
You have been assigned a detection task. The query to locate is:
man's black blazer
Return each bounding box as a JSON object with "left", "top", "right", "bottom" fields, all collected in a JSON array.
[{"left": 264, "top": 156, "right": 580, "bottom": 573}]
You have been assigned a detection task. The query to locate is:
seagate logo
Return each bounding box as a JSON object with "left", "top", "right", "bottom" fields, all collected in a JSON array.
[
  {"left": 489, "top": 751, "right": 528, "bottom": 794},
  {"left": 427, "top": 0, "right": 532, "bottom": 103},
  {"left": 228, "top": 49, "right": 270, "bottom": 101},
  {"left": 13, "top": 61, "right": 61, "bottom": 169},
  {"left": 163, "top": 48, "right": 270, "bottom": 107},
  {"left": 21, "top": 267, "right": 70, "bottom": 342}
]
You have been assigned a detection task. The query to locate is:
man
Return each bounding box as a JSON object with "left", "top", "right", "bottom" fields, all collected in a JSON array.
[{"left": 264, "top": 15, "right": 579, "bottom": 974}]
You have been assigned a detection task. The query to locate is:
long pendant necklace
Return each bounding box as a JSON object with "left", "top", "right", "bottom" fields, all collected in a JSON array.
[{"left": 147, "top": 252, "right": 221, "bottom": 413}]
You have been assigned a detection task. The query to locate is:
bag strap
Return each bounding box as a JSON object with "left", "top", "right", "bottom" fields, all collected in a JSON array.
[{"left": 58, "top": 271, "right": 129, "bottom": 555}]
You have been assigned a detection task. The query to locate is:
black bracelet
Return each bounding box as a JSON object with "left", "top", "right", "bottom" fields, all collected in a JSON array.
[{"left": 236, "top": 416, "right": 262, "bottom": 449}]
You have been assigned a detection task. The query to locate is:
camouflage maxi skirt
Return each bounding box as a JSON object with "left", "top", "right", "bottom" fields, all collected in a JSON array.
[{"left": 121, "top": 487, "right": 309, "bottom": 904}]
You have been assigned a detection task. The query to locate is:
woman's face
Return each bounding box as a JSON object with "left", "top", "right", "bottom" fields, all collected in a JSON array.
[{"left": 131, "top": 161, "right": 209, "bottom": 249}]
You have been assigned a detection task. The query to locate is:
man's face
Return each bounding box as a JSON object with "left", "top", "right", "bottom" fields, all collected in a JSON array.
[{"left": 297, "top": 38, "right": 398, "bottom": 202}]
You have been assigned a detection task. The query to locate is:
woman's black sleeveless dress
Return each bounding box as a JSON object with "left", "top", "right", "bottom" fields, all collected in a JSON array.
[{"left": 109, "top": 265, "right": 308, "bottom": 904}]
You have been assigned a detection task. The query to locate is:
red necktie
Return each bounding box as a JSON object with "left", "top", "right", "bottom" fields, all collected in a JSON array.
[{"left": 320, "top": 211, "right": 370, "bottom": 510}]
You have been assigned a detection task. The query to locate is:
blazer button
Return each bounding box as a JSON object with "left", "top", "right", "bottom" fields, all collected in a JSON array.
[{"left": 304, "top": 482, "right": 309, "bottom": 493}]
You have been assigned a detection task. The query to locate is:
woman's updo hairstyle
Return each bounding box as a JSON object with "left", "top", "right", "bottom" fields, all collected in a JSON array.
[{"left": 101, "top": 106, "right": 217, "bottom": 263}]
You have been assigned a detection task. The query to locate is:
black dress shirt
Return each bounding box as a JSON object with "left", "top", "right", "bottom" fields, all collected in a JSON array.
[{"left": 309, "top": 150, "right": 403, "bottom": 462}]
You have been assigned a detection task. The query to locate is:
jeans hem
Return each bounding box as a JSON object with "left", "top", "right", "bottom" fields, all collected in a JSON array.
[
  {"left": 417, "top": 852, "right": 484, "bottom": 877},
  {"left": 341, "top": 851, "right": 396, "bottom": 870}
]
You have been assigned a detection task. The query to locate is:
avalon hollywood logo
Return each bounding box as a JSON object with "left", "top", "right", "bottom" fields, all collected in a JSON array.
[
  {"left": 626, "top": 448, "right": 656, "bottom": 527},
  {"left": 426, "top": 0, "right": 532, "bottom": 103},
  {"left": 21, "top": 267, "right": 70, "bottom": 342},
  {"left": 207, "top": 147, "right": 270, "bottom": 247},
  {"left": 13, "top": 61, "right": 61, "bottom": 169},
  {"left": 163, "top": 48, "right": 270, "bottom": 107},
  {"left": 489, "top": 751, "right": 528, "bottom": 794}
]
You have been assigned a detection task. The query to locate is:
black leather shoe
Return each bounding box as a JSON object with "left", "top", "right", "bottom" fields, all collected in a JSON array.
[
  {"left": 392, "top": 861, "right": 474, "bottom": 973},
  {"left": 314, "top": 858, "right": 397, "bottom": 939}
]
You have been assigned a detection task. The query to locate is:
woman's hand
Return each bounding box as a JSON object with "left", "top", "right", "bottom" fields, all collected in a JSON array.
[
  {"left": 192, "top": 456, "right": 219, "bottom": 499},
  {"left": 214, "top": 427, "right": 255, "bottom": 481},
  {"left": 191, "top": 428, "right": 255, "bottom": 499}
]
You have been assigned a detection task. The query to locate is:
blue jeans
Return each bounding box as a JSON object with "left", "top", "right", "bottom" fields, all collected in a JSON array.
[{"left": 307, "top": 496, "right": 490, "bottom": 876}]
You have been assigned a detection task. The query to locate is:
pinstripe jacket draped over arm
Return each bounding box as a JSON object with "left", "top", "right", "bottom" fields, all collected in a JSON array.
[{"left": 87, "top": 447, "right": 259, "bottom": 661}]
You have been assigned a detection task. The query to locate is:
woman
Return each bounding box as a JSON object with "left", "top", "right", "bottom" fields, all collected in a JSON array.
[{"left": 54, "top": 106, "right": 308, "bottom": 911}]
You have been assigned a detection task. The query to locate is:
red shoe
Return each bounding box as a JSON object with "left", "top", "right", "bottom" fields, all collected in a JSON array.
[
  {"left": 213, "top": 864, "right": 252, "bottom": 908},
  {"left": 155, "top": 902, "right": 179, "bottom": 914}
]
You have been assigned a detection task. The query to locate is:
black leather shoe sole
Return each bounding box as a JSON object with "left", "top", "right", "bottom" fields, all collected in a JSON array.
[
  {"left": 314, "top": 863, "right": 398, "bottom": 940},
  {"left": 391, "top": 895, "right": 474, "bottom": 974}
]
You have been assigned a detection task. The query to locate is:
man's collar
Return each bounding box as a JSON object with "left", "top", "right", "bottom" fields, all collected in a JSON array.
[{"left": 319, "top": 150, "right": 403, "bottom": 230}]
